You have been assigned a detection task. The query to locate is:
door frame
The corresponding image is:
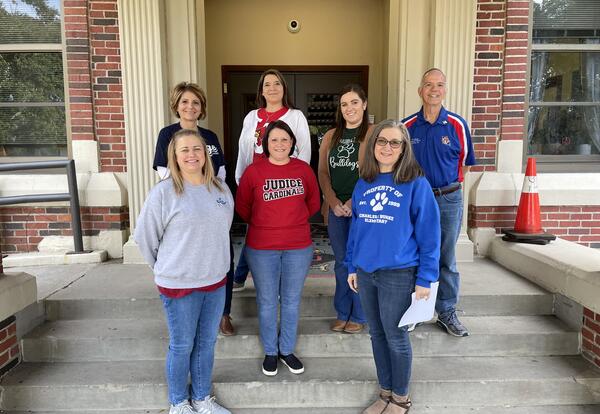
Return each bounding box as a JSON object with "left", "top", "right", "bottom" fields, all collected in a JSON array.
[{"left": 221, "top": 65, "right": 369, "bottom": 165}]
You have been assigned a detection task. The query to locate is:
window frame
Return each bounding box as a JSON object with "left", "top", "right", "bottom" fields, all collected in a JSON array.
[
  {"left": 524, "top": 2, "right": 600, "bottom": 173},
  {"left": 0, "top": 0, "right": 71, "bottom": 161}
]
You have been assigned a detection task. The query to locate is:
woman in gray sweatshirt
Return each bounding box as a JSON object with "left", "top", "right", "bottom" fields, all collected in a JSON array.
[{"left": 135, "top": 129, "right": 234, "bottom": 414}]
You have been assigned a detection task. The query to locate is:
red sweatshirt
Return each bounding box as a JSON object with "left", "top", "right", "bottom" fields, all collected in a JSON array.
[{"left": 236, "top": 157, "right": 320, "bottom": 250}]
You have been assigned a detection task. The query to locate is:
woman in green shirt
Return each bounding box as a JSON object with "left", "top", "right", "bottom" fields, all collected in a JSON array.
[{"left": 318, "top": 84, "right": 373, "bottom": 333}]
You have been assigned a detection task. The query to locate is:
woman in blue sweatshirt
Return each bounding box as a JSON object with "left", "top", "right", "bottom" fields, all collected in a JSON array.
[{"left": 346, "top": 120, "right": 440, "bottom": 414}]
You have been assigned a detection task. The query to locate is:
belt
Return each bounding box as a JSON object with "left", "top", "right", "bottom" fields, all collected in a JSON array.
[{"left": 432, "top": 183, "right": 461, "bottom": 197}]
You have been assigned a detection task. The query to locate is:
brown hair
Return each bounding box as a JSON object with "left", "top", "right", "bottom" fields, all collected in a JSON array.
[
  {"left": 360, "top": 120, "right": 423, "bottom": 184},
  {"left": 169, "top": 82, "right": 207, "bottom": 120},
  {"left": 330, "top": 84, "right": 370, "bottom": 150},
  {"left": 255, "top": 69, "right": 294, "bottom": 109},
  {"left": 166, "top": 129, "right": 224, "bottom": 194},
  {"left": 261, "top": 120, "right": 297, "bottom": 158}
]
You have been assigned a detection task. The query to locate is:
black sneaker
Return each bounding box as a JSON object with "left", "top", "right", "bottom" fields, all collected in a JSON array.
[
  {"left": 262, "top": 355, "right": 278, "bottom": 376},
  {"left": 437, "top": 311, "right": 469, "bottom": 337},
  {"left": 279, "top": 353, "right": 304, "bottom": 374}
]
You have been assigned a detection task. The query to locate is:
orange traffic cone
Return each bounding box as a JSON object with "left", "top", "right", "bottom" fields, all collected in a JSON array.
[
  {"left": 503, "top": 158, "right": 555, "bottom": 245},
  {"left": 514, "top": 157, "right": 542, "bottom": 233}
]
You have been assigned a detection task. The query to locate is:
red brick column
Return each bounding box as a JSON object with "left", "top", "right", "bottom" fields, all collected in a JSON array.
[
  {"left": 471, "top": 0, "right": 530, "bottom": 172},
  {"left": 499, "top": 1, "right": 529, "bottom": 143},
  {"left": 472, "top": 0, "right": 506, "bottom": 172},
  {"left": 64, "top": 0, "right": 125, "bottom": 173},
  {"left": 89, "top": 0, "right": 125, "bottom": 172},
  {"left": 0, "top": 316, "right": 19, "bottom": 378},
  {"left": 64, "top": 0, "right": 95, "bottom": 142},
  {"left": 582, "top": 308, "right": 600, "bottom": 369}
]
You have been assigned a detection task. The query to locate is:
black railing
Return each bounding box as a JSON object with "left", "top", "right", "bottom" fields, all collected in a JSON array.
[{"left": 0, "top": 160, "right": 85, "bottom": 253}]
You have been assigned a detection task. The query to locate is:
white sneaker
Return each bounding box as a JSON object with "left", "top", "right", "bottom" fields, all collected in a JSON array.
[
  {"left": 192, "top": 395, "right": 231, "bottom": 414},
  {"left": 169, "top": 401, "right": 195, "bottom": 414}
]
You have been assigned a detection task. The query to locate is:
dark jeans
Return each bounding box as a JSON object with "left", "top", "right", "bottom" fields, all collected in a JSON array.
[
  {"left": 223, "top": 239, "right": 234, "bottom": 316},
  {"left": 328, "top": 210, "right": 365, "bottom": 323},
  {"left": 357, "top": 266, "right": 416, "bottom": 396}
]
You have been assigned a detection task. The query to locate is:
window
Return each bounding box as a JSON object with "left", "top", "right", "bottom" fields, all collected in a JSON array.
[
  {"left": 528, "top": 0, "right": 600, "bottom": 165},
  {"left": 0, "top": 0, "right": 67, "bottom": 157}
]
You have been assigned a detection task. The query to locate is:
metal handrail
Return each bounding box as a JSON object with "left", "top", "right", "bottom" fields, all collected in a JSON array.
[{"left": 0, "top": 160, "right": 85, "bottom": 253}]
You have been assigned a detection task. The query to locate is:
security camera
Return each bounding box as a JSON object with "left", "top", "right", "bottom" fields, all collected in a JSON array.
[{"left": 288, "top": 19, "right": 301, "bottom": 33}]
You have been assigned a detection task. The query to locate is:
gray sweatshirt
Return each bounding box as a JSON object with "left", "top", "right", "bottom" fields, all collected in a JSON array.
[{"left": 134, "top": 178, "right": 234, "bottom": 289}]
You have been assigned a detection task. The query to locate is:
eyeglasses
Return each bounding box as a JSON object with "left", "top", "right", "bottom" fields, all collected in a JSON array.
[{"left": 375, "top": 137, "right": 403, "bottom": 149}]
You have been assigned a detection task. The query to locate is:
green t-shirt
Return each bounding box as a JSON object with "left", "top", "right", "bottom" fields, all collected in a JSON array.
[{"left": 329, "top": 127, "right": 360, "bottom": 203}]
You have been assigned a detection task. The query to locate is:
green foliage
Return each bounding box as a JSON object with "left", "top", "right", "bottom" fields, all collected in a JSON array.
[
  {"left": 0, "top": 0, "right": 66, "bottom": 155},
  {"left": 0, "top": 0, "right": 61, "bottom": 44}
]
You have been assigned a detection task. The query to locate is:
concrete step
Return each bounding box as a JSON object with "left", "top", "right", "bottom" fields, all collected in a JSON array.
[
  {"left": 45, "top": 291, "right": 555, "bottom": 320},
  {"left": 1, "top": 356, "right": 599, "bottom": 411},
  {"left": 44, "top": 279, "right": 554, "bottom": 322},
  {"left": 4, "top": 406, "right": 600, "bottom": 414},
  {"left": 21, "top": 315, "right": 579, "bottom": 362}
]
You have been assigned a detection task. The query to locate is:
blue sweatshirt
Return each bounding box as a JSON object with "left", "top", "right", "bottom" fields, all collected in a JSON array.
[{"left": 345, "top": 173, "right": 441, "bottom": 288}]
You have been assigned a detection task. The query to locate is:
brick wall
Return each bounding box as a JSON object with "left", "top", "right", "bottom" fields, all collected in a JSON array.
[
  {"left": 471, "top": 0, "right": 529, "bottom": 172},
  {"left": 0, "top": 207, "right": 129, "bottom": 253},
  {"left": 65, "top": 0, "right": 125, "bottom": 173},
  {"left": 582, "top": 308, "right": 600, "bottom": 369},
  {"left": 468, "top": 205, "right": 600, "bottom": 248},
  {"left": 0, "top": 316, "right": 19, "bottom": 378}
]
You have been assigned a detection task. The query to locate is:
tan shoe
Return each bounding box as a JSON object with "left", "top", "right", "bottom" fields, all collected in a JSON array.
[
  {"left": 381, "top": 394, "right": 411, "bottom": 414},
  {"left": 330, "top": 319, "right": 347, "bottom": 332},
  {"left": 362, "top": 390, "right": 391, "bottom": 414},
  {"left": 219, "top": 315, "right": 235, "bottom": 336},
  {"left": 343, "top": 321, "right": 364, "bottom": 334}
]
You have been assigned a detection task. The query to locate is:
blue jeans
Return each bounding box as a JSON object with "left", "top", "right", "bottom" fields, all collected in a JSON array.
[
  {"left": 245, "top": 245, "right": 313, "bottom": 355},
  {"left": 328, "top": 210, "right": 365, "bottom": 323},
  {"left": 233, "top": 244, "right": 249, "bottom": 284},
  {"left": 160, "top": 287, "right": 225, "bottom": 405},
  {"left": 435, "top": 188, "right": 463, "bottom": 315},
  {"left": 357, "top": 267, "right": 416, "bottom": 396}
]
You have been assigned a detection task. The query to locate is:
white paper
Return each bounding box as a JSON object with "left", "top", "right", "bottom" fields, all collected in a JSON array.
[{"left": 398, "top": 282, "right": 439, "bottom": 328}]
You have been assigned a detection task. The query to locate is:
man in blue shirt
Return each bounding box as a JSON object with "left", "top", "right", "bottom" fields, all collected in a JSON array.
[{"left": 403, "top": 68, "right": 476, "bottom": 337}]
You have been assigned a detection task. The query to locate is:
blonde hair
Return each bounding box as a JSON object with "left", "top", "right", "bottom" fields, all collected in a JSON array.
[
  {"left": 169, "top": 82, "right": 207, "bottom": 120},
  {"left": 360, "top": 119, "right": 423, "bottom": 184},
  {"left": 166, "top": 129, "right": 224, "bottom": 194}
]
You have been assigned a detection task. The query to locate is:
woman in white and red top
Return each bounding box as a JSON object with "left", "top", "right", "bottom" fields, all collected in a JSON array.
[
  {"left": 233, "top": 69, "right": 311, "bottom": 292},
  {"left": 236, "top": 120, "right": 319, "bottom": 377}
]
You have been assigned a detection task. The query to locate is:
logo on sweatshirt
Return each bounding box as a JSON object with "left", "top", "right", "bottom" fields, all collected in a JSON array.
[
  {"left": 216, "top": 197, "right": 227, "bottom": 206},
  {"left": 262, "top": 178, "right": 304, "bottom": 201},
  {"left": 358, "top": 185, "right": 403, "bottom": 224},
  {"left": 370, "top": 192, "right": 388, "bottom": 212},
  {"left": 207, "top": 145, "right": 220, "bottom": 156}
]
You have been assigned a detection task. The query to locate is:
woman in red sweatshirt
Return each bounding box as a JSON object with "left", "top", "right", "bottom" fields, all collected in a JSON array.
[{"left": 236, "top": 120, "right": 320, "bottom": 377}]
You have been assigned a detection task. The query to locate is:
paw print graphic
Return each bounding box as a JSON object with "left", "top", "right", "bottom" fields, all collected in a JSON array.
[{"left": 370, "top": 192, "right": 388, "bottom": 212}]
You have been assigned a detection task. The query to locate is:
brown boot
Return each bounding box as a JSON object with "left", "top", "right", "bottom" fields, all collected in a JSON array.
[
  {"left": 219, "top": 315, "right": 235, "bottom": 336},
  {"left": 343, "top": 321, "right": 364, "bottom": 334},
  {"left": 381, "top": 393, "right": 411, "bottom": 414},
  {"left": 362, "top": 389, "right": 391, "bottom": 414},
  {"left": 330, "top": 319, "right": 347, "bottom": 332}
]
